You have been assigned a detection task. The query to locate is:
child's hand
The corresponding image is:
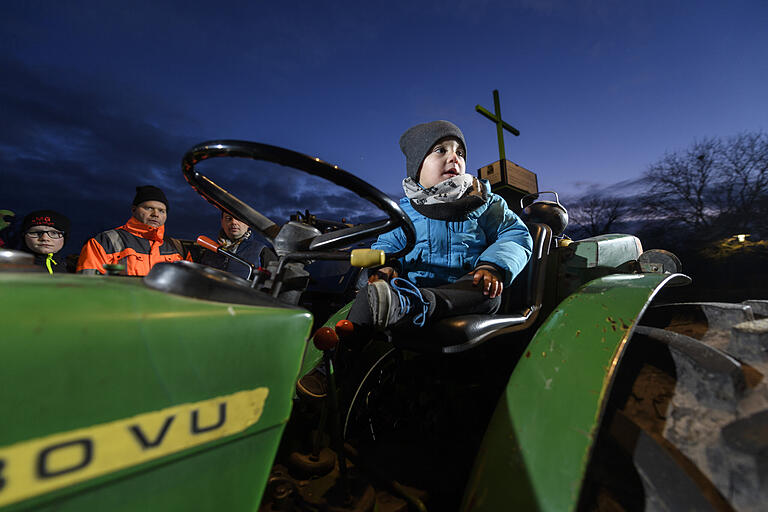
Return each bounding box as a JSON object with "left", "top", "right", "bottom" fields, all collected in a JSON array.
[
  {"left": 368, "top": 266, "right": 398, "bottom": 283},
  {"left": 472, "top": 266, "right": 503, "bottom": 298}
]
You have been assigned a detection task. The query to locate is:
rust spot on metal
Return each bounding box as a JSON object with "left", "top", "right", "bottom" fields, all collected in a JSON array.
[
  {"left": 611, "top": 324, "right": 617, "bottom": 331},
  {"left": 620, "top": 318, "right": 629, "bottom": 330},
  {"left": 541, "top": 352, "right": 547, "bottom": 358},
  {"left": 601, "top": 337, "right": 606, "bottom": 343},
  {"left": 575, "top": 330, "right": 581, "bottom": 337},
  {"left": 606, "top": 316, "right": 614, "bottom": 323},
  {"left": 525, "top": 351, "right": 531, "bottom": 358}
]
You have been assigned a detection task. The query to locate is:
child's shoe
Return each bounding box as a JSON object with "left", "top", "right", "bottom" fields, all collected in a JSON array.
[{"left": 367, "top": 278, "right": 430, "bottom": 329}]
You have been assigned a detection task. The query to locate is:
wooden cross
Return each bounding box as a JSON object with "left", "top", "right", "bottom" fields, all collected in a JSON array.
[{"left": 475, "top": 89, "right": 520, "bottom": 161}]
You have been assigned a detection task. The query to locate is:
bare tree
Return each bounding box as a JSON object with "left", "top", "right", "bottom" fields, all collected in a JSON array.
[
  {"left": 642, "top": 138, "right": 721, "bottom": 232},
  {"left": 718, "top": 132, "right": 768, "bottom": 233},
  {"left": 641, "top": 131, "right": 768, "bottom": 239},
  {"left": 569, "top": 195, "right": 626, "bottom": 237}
]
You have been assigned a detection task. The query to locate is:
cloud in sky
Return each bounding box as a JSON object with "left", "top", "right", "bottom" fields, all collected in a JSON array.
[
  {"left": 564, "top": 177, "right": 646, "bottom": 199},
  {"left": 1, "top": 56, "right": 191, "bottom": 244},
  {"left": 0, "top": 58, "right": 392, "bottom": 252},
  {"left": 0, "top": 56, "right": 385, "bottom": 253}
]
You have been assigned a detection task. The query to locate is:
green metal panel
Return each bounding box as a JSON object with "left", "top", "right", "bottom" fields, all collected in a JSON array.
[
  {"left": 0, "top": 273, "right": 313, "bottom": 511},
  {"left": 566, "top": 234, "right": 643, "bottom": 269},
  {"left": 461, "top": 273, "right": 688, "bottom": 512}
]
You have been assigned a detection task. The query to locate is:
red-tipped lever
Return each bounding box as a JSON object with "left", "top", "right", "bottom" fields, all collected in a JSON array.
[
  {"left": 334, "top": 320, "right": 354, "bottom": 339},
  {"left": 196, "top": 235, "right": 220, "bottom": 253},
  {"left": 313, "top": 327, "right": 340, "bottom": 351},
  {"left": 312, "top": 325, "right": 349, "bottom": 499}
]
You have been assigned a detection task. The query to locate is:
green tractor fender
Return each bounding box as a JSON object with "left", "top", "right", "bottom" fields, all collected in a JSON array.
[{"left": 461, "top": 272, "right": 691, "bottom": 512}]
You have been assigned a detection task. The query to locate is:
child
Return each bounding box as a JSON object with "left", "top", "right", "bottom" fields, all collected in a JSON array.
[
  {"left": 19, "top": 210, "right": 72, "bottom": 274},
  {"left": 298, "top": 121, "right": 532, "bottom": 397},
  {"left": 347, "top": 120, "right": 533, "bottom": 329}
]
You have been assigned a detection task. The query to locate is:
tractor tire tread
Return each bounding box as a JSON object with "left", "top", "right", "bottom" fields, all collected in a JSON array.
[{"left": 585, "top": 300, "right": 768, "bottom": 512}]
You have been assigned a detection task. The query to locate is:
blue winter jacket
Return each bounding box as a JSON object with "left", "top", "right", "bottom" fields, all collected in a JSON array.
[{"left": 372, "top": 180, "right": 532, "bottom": 288}]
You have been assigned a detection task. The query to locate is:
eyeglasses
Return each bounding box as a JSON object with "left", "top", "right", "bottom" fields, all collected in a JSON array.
[{"left": 25, "top": 230, "right": 64, "bottom": 239}]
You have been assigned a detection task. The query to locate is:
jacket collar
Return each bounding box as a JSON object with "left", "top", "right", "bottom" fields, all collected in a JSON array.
[{"left": 121, "top": 216, "right": 165, "bottom": 242}]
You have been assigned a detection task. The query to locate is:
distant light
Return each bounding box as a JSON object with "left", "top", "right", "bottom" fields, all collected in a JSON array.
[
  {"left": 333, "top": 165, "right": 338, "bottom": 169},
  {"left": 735, "top": 234, "right": 749, "bottom": 243},
  {"left": 315, "top": 157, "right": 320, "bottom": 162}
]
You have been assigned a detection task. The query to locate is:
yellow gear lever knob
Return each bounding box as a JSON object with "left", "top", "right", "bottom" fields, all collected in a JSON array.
[{"left": 350, "top": 249, "right": 385, "bottom": 268}]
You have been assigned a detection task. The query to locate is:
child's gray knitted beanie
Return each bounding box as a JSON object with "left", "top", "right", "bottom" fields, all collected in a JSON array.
[{"left": 399, "top": 120, "right": 466, "bottom": 180}]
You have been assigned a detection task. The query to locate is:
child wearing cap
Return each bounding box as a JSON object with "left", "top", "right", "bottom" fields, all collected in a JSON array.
[
  {"left": 297, "top": 120, "right": 532, "bottom": 398},
  {"left": 355, "top": 120, "right": 533, "bottom": 329},
  {"left": 20, "top": 210, "right": 71, "bottom": 274}
]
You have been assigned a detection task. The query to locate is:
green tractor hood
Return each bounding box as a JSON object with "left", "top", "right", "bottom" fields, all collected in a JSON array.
[{"left": 0, "top": 273, "right": 312, "bottom": 511}]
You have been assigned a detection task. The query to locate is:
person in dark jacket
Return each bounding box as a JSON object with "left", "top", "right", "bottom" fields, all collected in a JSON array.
[
  {"left": 20, "top": 210, "right": 71, "bottom": 274},
  {"left": 198, "top": 211, "right": 264, "bottom": 280}
]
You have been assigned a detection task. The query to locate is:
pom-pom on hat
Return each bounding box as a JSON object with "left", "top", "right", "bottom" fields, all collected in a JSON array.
[
  {"left": 22, "top": 210, "right": 71, "bottom": 235},
  {"left": 132, "top": 185, "right": 169, "bottom": 210},
  {"left": 399, "top": 120, "right": 466, "bottom": 180}
]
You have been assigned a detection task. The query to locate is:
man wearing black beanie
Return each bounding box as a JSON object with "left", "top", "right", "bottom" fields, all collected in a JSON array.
[
  {"left": 130, "top": 185, "right": 170, "bottom": 226},
  {"left": 76, "top": 185, "right": 188, "bottom": 275}
]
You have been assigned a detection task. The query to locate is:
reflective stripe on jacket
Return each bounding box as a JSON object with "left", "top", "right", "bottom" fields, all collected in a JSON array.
[
  {"left": 76, "top": 217, "right": 186, "bottom": 276},
  {"left": 372, "top": 180, "right": 532, "bottom": 288}
]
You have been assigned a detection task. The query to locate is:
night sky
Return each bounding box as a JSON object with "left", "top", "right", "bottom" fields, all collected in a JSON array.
[{"left": 2, "top": 1, "right": 767, "bottom": 252}]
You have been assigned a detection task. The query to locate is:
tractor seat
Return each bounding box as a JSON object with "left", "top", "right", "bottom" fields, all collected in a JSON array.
[{"left": 394, "top": 222, "right": 552, "bottom": 354}]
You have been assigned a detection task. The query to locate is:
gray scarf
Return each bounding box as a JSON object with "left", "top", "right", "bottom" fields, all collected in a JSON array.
[{"left": 402, "top": 175, "right": 486, "bottom": 221}]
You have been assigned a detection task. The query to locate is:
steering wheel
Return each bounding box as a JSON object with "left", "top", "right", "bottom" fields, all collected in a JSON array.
[{"left": 182, "top": 140, "right": 416, "bottom": 260}]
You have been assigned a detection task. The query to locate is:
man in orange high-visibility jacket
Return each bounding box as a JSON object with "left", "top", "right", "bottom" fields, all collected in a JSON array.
[{"left": 76, "top": 185, "right": 188, "bottom": 276}]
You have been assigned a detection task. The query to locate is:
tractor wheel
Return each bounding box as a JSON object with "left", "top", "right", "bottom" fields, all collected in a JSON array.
[{"left": 581, "top": 300, "right": 768, "bottom": 512}]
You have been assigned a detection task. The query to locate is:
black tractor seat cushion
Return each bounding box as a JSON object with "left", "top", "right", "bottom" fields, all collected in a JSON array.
[{"left": 425, "top": 309, "right": 535, "bottom": 353}]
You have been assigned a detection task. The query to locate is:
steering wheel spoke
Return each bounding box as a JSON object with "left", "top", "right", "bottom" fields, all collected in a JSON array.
[
  {"left": 308, "top": 218, "right": 394, "bottom": 251},
  {"left": 189, "top": 170, "right": 281, "bottom": 240}
]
